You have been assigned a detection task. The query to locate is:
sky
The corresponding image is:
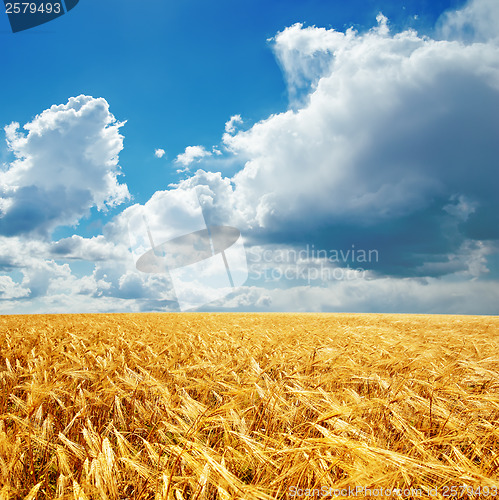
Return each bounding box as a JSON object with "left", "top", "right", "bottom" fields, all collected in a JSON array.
[{"left": 0, "top": 0, "right": 498, "bottom": 314}]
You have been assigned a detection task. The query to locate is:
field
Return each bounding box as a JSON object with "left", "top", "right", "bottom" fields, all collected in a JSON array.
[{"left": 0, "top": 313, "right": 498, "bottom": 499}]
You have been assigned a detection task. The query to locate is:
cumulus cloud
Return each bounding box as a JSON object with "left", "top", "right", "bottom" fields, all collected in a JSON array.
[
  {"left": 0, "top": 95, "right": 130, "bottom": 238},
  {"left": 155, "top": 148, "right": 166, "bottom": 158},
  {"left": 50, "top": 235, "right": 127, "bottom": 262},
  {"left": 1, "top": 0, "right": 498, "bottom": 314},
  {"left": 0, "top": 233, "right": 162, "bottom": 312},
  {"left": 175, "top": 145, "right": 212, "bottom": 170},
  {"left": 87, "top": 0, "right": 498, "bottom": 315},
  {"left": 223, "top": 22, "right": 499, "bottom": 235},
  {"left": 0, "top": 261, "right": 160, "bottom": 314},
  {"left": 194, "top": 5, "right": 497, "bottom": 285},
  {"left": 437, "top": 0, "right": 499, "bottom": 43},
  {"left": 214, "top": 278, "right": 499, "bottom": 315},
  {"left": 224, "top": 115, "right": 243, "bottom": 134},
  {"left": 118, "top": 187, "right": 208, "bottom": 250},
  {"left": 0, "top": 232, "right": 127, "bottom": 273},
  {"left": 270, "top": 22, "right": 354, "bottom": 104},
  {"left": 0, "top": 275, "right": 30, "bottom": 300},
  {"left": 78, "top": 259, "right": 180, "bottom": 313},
  {"left": 0, "top": 236, "right": 49, "bottom": 271}
]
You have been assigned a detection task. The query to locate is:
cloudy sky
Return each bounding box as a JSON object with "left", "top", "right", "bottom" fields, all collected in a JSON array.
[{"left": 0, "top": 0, "right": 498, "bottom": 314}]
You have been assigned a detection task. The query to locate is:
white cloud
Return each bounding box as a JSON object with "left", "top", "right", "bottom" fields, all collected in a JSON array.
[
  {"left": 0, "top": 236, "right": 50, "bottom": 270},
  {"left": 1, "top": 0, "right": 498, "bottom": 314},
  {"left": 0, "top": 234, "right": 174, "bottom": 313},
  {"left": 155, "top": 148, "right": 166, "bottom": 158},
  {"left": 0, "top": 95, "right": 130, "bottom": 238},
  {"left": 0, "top": 275, "right": 30, "bottom": 300},
  {"left": 215, "top": 277, "right": 499, "bottom": 315},
  {"left": 0, "top": 233, "right": 127, "bottom": 272},
  {"left": 221, "top": 22, "right": 499, "bottom": 234},
  {"left": 270, "top": 22, "right": 352, "bottom": 104},
  {"left": 437, "top": 0, "right": 499, "bottom": 43},
  {"left": 103, "top": 0, "right": 499, "bottom": 315},
  {"left": 175, "top": 145, "right": 212, "bottom": 169},
  {"left": 50, "top": 235, "right": 128, "bottom": 262},
  {"left": 119, "top": 187, "right": 207, "bottom": 249},
  {"left": 224, "top": 115, "right": 243, "bottom": 134}
]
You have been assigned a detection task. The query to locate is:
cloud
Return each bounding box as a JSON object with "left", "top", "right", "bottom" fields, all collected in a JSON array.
[
  {"left": 175, "top": 145, "right": 212, "bottom": 170},
  {"left": 118, "top": 187, "right": 208, "bottom": 247},
  {"left": 92, "top": 0, "right": 498, "bottom": 315},
  {"left": 155, "top": 148, "right": 166, "bottom": 158},
  {"left": 0, "top": 275, "right": 30, "bottom": 300},
  {"left": 0, "top": 95, "right": 130, "bottom": 238},
  {"left": 270, "top": 22, "right": 351, "bottom": 105},
  {"left": 0, "top": 236, "right": 50, "bottom": 271},
  {"left": 437, "top": 0, "right": 499, "bottom": 43},
  {"left": 50, "top": 235, "right": 127, "bottom": 262},
  {"left": 224, "top": 21, "right": 499, "bottom": 231},
  {"left": 0, "top": 232, "right": 167, "bottom": 312},
  {"left": 214, "top": 277, "right": 499, "bottom": 315},
  {"left": 224, "top": 115, "right": 243, "bottom": 134},
  {"left": 203, "top": 8, "right": 498, "bottom": 283},
  {"left": 1, "top": 0, "right": 498, "bottom": 314}
]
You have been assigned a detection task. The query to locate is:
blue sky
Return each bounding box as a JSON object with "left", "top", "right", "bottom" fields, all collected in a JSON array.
[
  {"left": 0, "top": 0, "right": 498, "bottom": 314},
  {"left": 1, "top": 0, "right": 461, "bottom": 205}
]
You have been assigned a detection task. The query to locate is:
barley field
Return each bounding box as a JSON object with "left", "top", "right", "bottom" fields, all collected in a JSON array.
[{"left": 0, "top": 313, "right": 498, "bottom": 499}]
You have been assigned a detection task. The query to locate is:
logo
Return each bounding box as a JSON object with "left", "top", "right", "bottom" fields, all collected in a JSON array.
[
  {"left": 127, "top": 189, "right": 248, "bottom": 311},
  {"left": 3, "top": 0, "right": 79, "bottom": 33}
]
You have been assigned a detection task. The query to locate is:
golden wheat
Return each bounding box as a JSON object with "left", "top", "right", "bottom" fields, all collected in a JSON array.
[{"left": 0, "top": 313, "right": 498, "bottom": 499}]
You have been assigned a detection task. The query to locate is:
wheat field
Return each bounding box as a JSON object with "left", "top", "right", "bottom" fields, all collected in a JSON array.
[{"left": 0, "top": 313, "right": 498, "bottom": 499}]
